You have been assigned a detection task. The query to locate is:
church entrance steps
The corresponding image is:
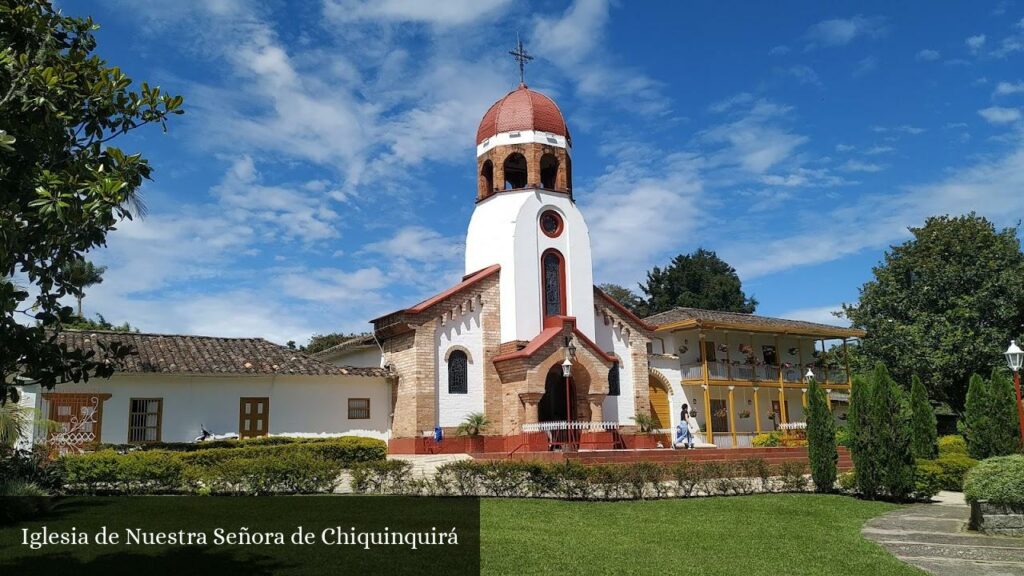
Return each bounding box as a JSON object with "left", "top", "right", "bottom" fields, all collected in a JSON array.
[{"left": 388, "top": 453, "right": 473, "bottom": 479}]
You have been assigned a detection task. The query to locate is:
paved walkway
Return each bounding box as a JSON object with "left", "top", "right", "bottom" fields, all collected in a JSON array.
[{"left": 863, "top": 491, "right": 1024, "bottom": 575}]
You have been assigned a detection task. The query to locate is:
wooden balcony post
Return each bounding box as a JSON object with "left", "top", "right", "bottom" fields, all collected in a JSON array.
[
  {"left": 753, "top": 386, "right": 762, "bottom": 434},
  {"left": 727, "top": 385, "right": 737, "bottom": 447},
  {"left": 700, "top": 331, "right": 709, "bottom": 387},
  {"left": 724, "top": 331, "right": 732, "bottom": 380},
  {"left": 842, "top": 338, "right": 851, "bottom": 385},
  {"left": 702, "top": 384, "right": 712, "bottom": 444},
  {"left": 820, "top": 339, "right": 828, "bottom": 385},
  {"left": 826, "top": 389, "right": 833, "bottom": 412},
  {"left": 802, "top": 388, "right": 808, "bottom": 407}
]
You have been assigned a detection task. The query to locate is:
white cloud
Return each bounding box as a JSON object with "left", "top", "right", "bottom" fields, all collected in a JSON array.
[
  {"left": 783, "top": 65, "right": 822, "bottom": 86},
  {"left": 978, "top": 106, "right": 1022, "bottom": 124},
  {"left": 776, "top": 305, "right": 850, "bottom": 327},
  {"left": 804, "top": 15, "right": 886, "bottom": 48},
  {"left": 724, "top": 136, "right": 1024, "bottom": 279},
  {"left": 871, "top": 124, "right": 926, "bottom": 135},
  {"left": 701, "top": 100, "right": 809, "bottom": 173},
  {"left": 994, "top": 81, "right": 1024, "bottom": 96},
  {"left": 583, "top": 150, "right": 703, "bottom": 285},
  {"left": 864, "top": 145, "right": 894, "bottom": 155},
  {"left": 852, "top": 56, "right": 878, "bottom": 77},
  {"left": 840, "top": 159, "right": 886, "bottom": 173},
  {"left": 769, "top": 45, "right": 790, "bottom": 56},
  {"left": 531, "top": 0, "right": 668, "bottom": 115},
  {"left": 362, "top": 226, "right": 463, "bottom": 264},
  {"left": 915, "top": 49, "right": 940, "bottom": 61},
  {"left": 835, "top": 143, "right": 856, "bottom": 152},
  {"left": 966, "top": 34, "right": 987, "bottom": 53},
  {"left": 708, "top": 92, "right": 754, "bottom": 114},
  {"left": 322, "top": 0, "right": 512, "bottom": 26}
]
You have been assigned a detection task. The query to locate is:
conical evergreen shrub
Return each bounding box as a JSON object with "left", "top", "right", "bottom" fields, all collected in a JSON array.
[
  {"left": 964, "top": 373, "right": 991, "bottom": 460},
  {"left": 806, "top": 379, "right": 838, "bottom": 493},
  {"left": 987, "top": 370, "right": 1022, "bottom": 456},
  {"left": 870, "top": 364, "right": 916, "bottom": 501},
  {"left": 848, "top": 371, "right": 879, "bottom": 498},
  {"left": 909, "top": 375, "right": 937, "bottom": 459}
]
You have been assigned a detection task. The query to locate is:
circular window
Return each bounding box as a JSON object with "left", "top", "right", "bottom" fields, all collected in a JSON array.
[{"left": 540, "top": 210, "right": 564, "bottom": 238}]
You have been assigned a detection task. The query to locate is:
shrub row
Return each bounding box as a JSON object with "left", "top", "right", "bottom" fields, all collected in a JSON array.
[
  {"left": 59, "top": 436, "right": 384, "bottom": 495},
  {"left": 351, "top": 458, "right": 814, "bottom": 500}
]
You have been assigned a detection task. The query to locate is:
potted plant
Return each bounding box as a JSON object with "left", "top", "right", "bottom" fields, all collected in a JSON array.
[
  {"left": 628, "top": 412, "right": 662, "bottom": 449},
  {"left": 455, "top": 412, "right": 490, "bottom": 452},
  {"left": 737, "top": 409, "right": 751, "bottom": 419}
]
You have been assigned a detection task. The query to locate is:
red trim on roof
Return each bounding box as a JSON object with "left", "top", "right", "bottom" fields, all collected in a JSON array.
[
  {"left": 492, "top": 316, "right": 616, "bottom": 364},
  {"left": 371, "top": 265, "right": 500, "bottom": 322},
  {"left": 593, "top": 286, "right": 656, "bottom": 332}
]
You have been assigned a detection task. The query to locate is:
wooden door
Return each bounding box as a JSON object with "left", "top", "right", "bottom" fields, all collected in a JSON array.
[
  {"left": 239, "top": 397, "right": 269, "bottom": 438},
  {"left": 771, "top": 400, "right": 790, "bottom": 429},
  {"left": 710, "top": 398, "right": 728, "bottom": 435},
  {"left": 648, "top": 382, "right": 670, "bottom": 429}
]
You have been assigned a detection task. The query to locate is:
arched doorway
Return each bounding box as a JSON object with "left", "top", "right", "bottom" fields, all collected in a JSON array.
[
  {"left": 539, "top": 365, "right": 577, "bottom": 422},
  {"left": 648, "top": 375, "right": 671, "bottom": 430}
]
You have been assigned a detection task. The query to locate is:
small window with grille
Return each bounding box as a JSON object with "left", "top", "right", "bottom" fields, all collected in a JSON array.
[
  {"left": 128, "top": 398, "right": 162, "bottom": 443},
  {"left": 348, "top": 398, "right": 370, "bottom": 419},
  {"left": 448, "top": 350, "right": 468, "bottom": 394}
]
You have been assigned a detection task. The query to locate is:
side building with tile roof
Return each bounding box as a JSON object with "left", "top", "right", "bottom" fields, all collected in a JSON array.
[{"left": 16, "top": 330, "right": 392, "bottom": 449}]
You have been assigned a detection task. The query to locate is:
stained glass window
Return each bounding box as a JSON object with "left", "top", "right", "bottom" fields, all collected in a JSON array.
[
  {"left": 543, "top": 251, "right": 563, "bottom": 317},
  {"left": 448, "top": 350, "right": 468, "bottom": 394},
  {"left": 608, "top": 363, "right": 620, "bottom": 396}
]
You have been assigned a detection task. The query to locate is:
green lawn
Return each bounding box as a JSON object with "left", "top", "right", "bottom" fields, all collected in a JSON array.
[
  {"left": 0, "top": 495, "right": 920, "bottom": 576},
  {"left": 481, "top": 495, "right": 922, "bottom": 576}
]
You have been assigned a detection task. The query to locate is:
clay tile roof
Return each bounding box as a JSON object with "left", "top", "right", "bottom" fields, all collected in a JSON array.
[
  {"left": 55, "top": 330, "right": 389, "bottom": 377},
  {"left": 643, "top": 307, "right": 865, "bottom": 338},
  {"left": 476, "top": 85, "right": 570, "bottom": 145}
]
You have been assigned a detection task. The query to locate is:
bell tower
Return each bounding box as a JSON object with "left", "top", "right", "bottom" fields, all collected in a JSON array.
[{"left": 465, "top": 41, "right": 595, "bottom": 343}]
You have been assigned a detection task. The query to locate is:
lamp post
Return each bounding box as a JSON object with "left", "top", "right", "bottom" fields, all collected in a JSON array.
[
  {"left": 1004, "top": 340, "right": 1024, "bottom": 443},
  {"left": 561, "top": 357, "right": 574, "bottom": 451}
]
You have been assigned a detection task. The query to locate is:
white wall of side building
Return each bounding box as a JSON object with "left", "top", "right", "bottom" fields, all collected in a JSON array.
[
  {"left": 465, "top": 188, "right": 596, "bottom": 342},
  {"left": 23, "top": 374, "right": 391, "bottom": 445},
  {"left": 319, "top": 346, "right": 383, "bottom": 369},
  {"left": 435, "top": 305, "right": 485, "bottom": 428},
  {"left": 593, "top": 311, "right": 637, "bottom": 422}
]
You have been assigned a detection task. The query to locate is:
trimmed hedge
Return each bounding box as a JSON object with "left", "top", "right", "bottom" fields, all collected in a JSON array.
[
  {"left": 963, "top": 455, "right": 1024, "bottom": 507},
  {"left": 937, "top": 435, "right": 968, "bottom": 456},
  {"left": 60, "top": 436, "right": 385, "bottom": 494},
  {"left": 352, "top": 458, "right": 814, "bottom": 500}
]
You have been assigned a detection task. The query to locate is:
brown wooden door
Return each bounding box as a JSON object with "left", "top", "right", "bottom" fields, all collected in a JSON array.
[
  {"left": 239, "top": 397, "right": 269, "bottom": 438},
  {"left": 710, "top": 398, "right": 728, "bottom": 435},
  {"left": 771, "top": 400, "right": 790, "bottom": 429}
]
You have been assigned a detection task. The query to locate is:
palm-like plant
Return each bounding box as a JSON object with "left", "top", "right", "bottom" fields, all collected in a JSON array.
[
  {"left": 456, "top": 412, "right": 490, "bottom": 436},
  {"left": 631, "top": 412, "right": 660, "bottom": 434},
  {"left": 63, "top": 259, "right": 107, "bottom": 318},
  {"left": 0, "top": 402, "right": 37, "bottom": 448}
]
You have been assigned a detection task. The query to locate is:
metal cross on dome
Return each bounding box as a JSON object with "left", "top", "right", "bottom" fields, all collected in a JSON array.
[{"left": 509, "top": 35, "right": 533, "bottom": 86}]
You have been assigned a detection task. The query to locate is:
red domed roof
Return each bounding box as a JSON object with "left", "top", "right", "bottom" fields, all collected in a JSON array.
[{"left": 476, "top": 84, "right": 571, "bottom": 145}]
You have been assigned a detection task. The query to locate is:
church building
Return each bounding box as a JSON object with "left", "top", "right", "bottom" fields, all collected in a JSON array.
[{"left": 17, "top": 48, "right": 863, "bottom": 455}]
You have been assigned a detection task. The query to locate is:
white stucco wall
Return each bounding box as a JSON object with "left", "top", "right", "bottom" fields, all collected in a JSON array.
[
  {"left": 593, "top": 311, "right": 636, "bottom": 422},
  {"left": 319, "top": 346, "right": 383, "bottom": 369},
  {"left": 33, "top": 374, "right": 391, "bottom": 444},
  {"left": 465, "top": 188, "right": 595, "bottom": 342},
  {"left": 13, "top": 385, "right": 41, "bottom": 449},
  {"left": 435, "top": 304, "right": 485, "bottom": 428}
]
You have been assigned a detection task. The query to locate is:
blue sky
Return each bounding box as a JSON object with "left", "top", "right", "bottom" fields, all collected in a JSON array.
[{"left": 71, "top": 0, "right": 1024, "bottom": 344}]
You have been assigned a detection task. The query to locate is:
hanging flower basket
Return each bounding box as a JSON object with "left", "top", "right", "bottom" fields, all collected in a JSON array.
[{"left": 737, "top": 409, "right": 751, "bottom": 419}]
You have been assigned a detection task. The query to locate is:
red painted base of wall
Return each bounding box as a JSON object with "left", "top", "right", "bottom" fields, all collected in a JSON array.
[{"left": 388, "top": 435, "right": 851, "bottom": 471}]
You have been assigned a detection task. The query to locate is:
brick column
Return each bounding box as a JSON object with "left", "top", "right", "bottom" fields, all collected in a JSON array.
[
  {"left": 588, "top": 393, "right": 606, "bottom": 425},
  {"left": 519, "top": 392, "right": 543, "bottom": 424}
]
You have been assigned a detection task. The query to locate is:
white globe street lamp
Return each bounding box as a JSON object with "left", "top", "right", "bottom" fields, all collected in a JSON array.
[{"left": 1004, "top": 340, "right": 1024, "bottom": 443}]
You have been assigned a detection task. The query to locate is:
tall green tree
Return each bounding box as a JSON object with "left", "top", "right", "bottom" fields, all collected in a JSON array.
[
  {"left": 909, "top": 375, "right": 938, "bottom": 459},
  {"left": 963, "top": 373, "right": 992, "bottom": 460},
  {"left": 62, "top": 259, "right": 106, "bottom": 318},
  {"left": 848, "top": 372, "right": 879, "bottom": 498},
  {"left": 0, "top": 1, "right": 184, "bottom": 403},
  {"left": 301, "top": 333, "right": 366, "bottom": 355},
  {"left": 805, "top": 378, "right": 838, "bottom": 493},
  {"left": 639, "top": 248, "right": 757, "bottom": 316},
  {"left": 966, "top": 371, "right": 1022, "bottom": 459},
  {"left": 843, "top": 214, "right": 1024, "bottom": 413},
  {"left": 597, "top": 283, "right": 647, "bottom": 317},
  {"left": 870, "top": 364, "right": 916, "bottom": 501}
]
